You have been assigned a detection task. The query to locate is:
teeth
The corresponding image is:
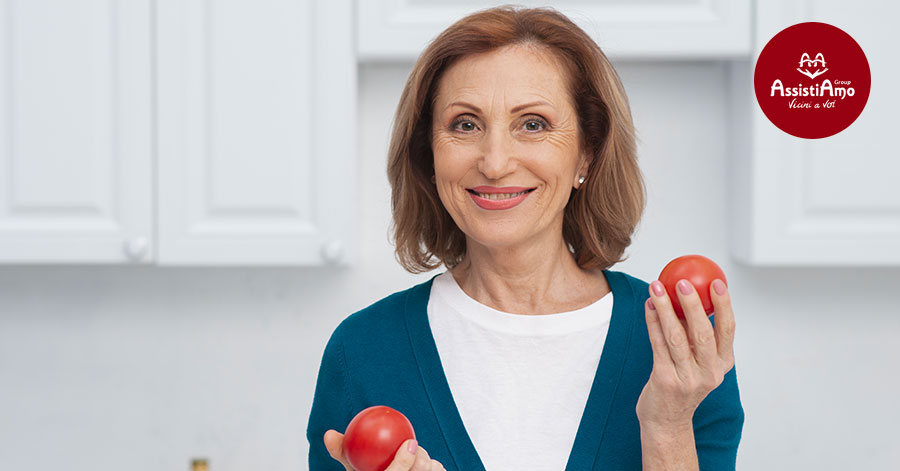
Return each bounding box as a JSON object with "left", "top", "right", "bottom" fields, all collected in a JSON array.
[{"left": 475, "top": 190, "right": 528, "bottom": 200}]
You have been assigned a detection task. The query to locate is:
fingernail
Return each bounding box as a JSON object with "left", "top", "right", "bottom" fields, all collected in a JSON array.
[
  {"left": 648, "top": 299, "right": 656, "bottom": 310},
  {"left": 408, "top": 439, "right": 417, "bottom": 454},
  {"left": 713, "top": 279, "right": 726, "bottom": 295},
  {"left": 678, "top": 279, "right": 693, "bottom": 295},
  {"left": 651, "top": 281, "right": 665, "bottom": 296}
]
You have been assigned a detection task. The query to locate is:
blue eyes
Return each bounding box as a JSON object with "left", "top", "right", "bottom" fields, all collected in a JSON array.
[{"left": 451, "top": 114, "right": 549, "bottom": 133}]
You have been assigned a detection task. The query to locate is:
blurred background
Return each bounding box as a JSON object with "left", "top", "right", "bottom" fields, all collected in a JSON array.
[{"left": 0, "top": 1, "right": 897, "bottom": 470}]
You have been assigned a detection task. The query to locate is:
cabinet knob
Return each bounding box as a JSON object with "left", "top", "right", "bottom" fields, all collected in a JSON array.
[
  {"left": 124, "top": 236, "right": 150, "bottom": 261},
  {"left": 320, "top": 240, "right": 344, "bottom": 263}
]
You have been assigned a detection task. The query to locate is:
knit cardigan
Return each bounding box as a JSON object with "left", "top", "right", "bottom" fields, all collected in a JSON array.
[{"left": 307, "top": 269, "right": 744, "bottom": 470}]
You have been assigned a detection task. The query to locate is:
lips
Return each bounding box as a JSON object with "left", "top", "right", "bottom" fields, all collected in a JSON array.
[
  {"left": 466, "top": 187, "right": 535, "bottom": 210},
  {"left": 466, "top": 188, "right": 534, "bottom": 199},
  {"left": 469, "top": 186, "right": 536, "bottom": 194}
]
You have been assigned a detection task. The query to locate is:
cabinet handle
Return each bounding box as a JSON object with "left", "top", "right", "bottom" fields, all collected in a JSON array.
[
  {"left": 320, "top": 240, "right": 344, "bottom": 263},
  {"left": 124, "top": 236, "right": 150, "bottom": 261}
]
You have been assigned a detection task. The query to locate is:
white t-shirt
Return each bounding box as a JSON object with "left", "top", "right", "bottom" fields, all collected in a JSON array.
[{"left": 426, "top": 271, "right": 613, "bottom": 471}]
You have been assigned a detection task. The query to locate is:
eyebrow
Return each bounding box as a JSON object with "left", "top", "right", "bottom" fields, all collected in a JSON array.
[{"left": 445, "top": 100, "right": 553, "bottom": 115}]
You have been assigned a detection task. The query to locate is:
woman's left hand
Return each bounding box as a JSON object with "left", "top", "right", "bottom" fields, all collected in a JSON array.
[{"left": 636, "top": 278, "right": 736, "bottom": 430}]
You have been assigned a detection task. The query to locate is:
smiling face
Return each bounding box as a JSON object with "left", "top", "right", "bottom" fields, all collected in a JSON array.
[{"left": 431, "top": 44, "right": 589, "bottom": 252}]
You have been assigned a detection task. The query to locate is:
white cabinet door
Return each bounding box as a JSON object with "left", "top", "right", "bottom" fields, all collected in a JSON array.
[
  {"left": 358, "top": 0, "right": 751, "bottom": 60},
  {"left": 0, "top": 0, "right": 153, "bottom": 264},
  {"left": 156, "top": 0, "right": 356, "bottom": 266},
  {"left": 729, "top": 0, "right": 900, "bottom": 265}
]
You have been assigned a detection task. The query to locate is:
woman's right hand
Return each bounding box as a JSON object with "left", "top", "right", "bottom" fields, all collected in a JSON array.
[{"left": 323, "top": 429, "right": 446, "bottom": 471}]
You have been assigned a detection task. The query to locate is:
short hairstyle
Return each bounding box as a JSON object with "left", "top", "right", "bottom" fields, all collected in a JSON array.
[{"left": 387, "top": 5, "right": 646, "bottom": 273}]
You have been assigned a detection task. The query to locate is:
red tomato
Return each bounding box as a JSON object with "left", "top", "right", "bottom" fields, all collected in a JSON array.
[
  {"left": 343, "top": 405, "right": 416, "bottom": 471},
  {"left": 658, "top": 254, "right": 727, "bottom": 319}
]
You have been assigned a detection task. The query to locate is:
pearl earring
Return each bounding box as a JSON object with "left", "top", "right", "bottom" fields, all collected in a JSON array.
[{"left": 577, "top": 175, "right": 585, "bottom": 184}]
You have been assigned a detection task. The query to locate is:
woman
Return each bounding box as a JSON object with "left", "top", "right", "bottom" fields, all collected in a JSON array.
[{"left": 308, "top": 6, "right": 743, "bottom": 471}]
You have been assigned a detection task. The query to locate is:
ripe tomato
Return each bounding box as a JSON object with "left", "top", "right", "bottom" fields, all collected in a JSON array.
[
  {"left": 343, "top": 405, "right": 416, "bottom": 471},
  {"left": 658, "top": 254, "right": 727, "bottom": 319}
]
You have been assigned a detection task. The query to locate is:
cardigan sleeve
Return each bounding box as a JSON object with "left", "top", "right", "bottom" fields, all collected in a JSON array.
[
  {"left": 693, "top": 364, "right": 745, "bottom": 470},
  {"left": 306, "top": 323, "right": 354, "bottom": 471}
]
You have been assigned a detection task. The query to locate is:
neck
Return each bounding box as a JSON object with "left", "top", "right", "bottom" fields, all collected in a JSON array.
[{"left": 450, "top": 231, "right": 601, "bottom": 316}]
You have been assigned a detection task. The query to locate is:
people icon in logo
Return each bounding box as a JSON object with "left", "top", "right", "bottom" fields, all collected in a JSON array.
[{"left": 798, "top": 52, "right": 828, "bottom": 79}]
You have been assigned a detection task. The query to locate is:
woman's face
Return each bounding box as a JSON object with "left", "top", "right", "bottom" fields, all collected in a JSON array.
[{"left": 431, "top": 44, "right": 588, "bottom": 252}]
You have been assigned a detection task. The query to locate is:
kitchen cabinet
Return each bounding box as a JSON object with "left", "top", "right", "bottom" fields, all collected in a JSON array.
[
  {"left": 0, "top": 0, "right": 356, "bottom": 265},
  {"left": 0, "top": 1, "right": 153, "bottom": 264},
  {"left": 357, "top": 0, "right": 752, "bottom": 60},
  {"left": 3, "top": 0, "right": 892, "bottom": 266},
  {"left": 156, "top": 0, "right": 355, "bottom": 266},
  {"left": 729, "top": 0, "right": 900, "bottom": 265}
]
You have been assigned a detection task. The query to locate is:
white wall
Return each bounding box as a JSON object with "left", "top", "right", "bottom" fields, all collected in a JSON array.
[{"left": 1, "top": 60, "right": 898, "bottom": 471}]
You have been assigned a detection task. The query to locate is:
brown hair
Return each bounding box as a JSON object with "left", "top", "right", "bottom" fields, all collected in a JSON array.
[{"left": 387, "top": 5, "right": 646, "bottom": 273}]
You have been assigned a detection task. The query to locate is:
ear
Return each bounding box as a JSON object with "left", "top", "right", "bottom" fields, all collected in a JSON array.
[
  {"left": 575, "top": 152, "right": 591, "bottom": 188},
  {"left": 579, "top": 155, "right": 591, "bottom": 176}
]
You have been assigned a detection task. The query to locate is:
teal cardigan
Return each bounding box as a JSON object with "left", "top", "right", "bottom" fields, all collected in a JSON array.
[{"left": 307, "top": 270, "right": 744, "bottom": 470}]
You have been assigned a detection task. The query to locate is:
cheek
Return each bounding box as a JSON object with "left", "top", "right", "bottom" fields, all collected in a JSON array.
[
  {"left": 431, "top": 138, "right": 468, "bottom": 207},
  {"left": 432, "top": 132, "right": 474, "bottom": 176}
]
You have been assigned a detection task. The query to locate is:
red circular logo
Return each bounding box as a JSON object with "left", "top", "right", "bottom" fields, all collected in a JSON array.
[{"left": 754, "top": 22, "right": 870, "bottom": 139}]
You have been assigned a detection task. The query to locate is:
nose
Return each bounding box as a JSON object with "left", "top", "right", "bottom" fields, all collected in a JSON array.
[{"left": 477, "top": 127, "right": 516, "bottom": 180}]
